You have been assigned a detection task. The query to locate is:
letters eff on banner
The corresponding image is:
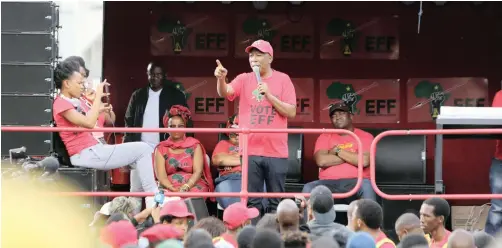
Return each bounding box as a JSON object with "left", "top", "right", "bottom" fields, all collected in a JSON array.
[
  {"left": 320, "top": 16, "right": 399, "bottom": 60},
  {"left": 234, "top": 15, "right": 314, "bottom": 59},
  {"left": 172, "top": 77, "right": 229, "bottom": 122},
  {"left": 151, "top": 14, "right": 229, "bottom": 57},
  {"left": 407, "top": 77, "right": 488, "bottom": 122},
  {"left": 319, "top": 79, "right": 400, "bottom": 124}
]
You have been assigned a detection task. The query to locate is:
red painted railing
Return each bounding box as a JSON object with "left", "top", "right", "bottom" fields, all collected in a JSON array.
[
  {"left": 1, "top": 126, "right": 364, "bottom": 202},
  {"left": 370, "top": 129, "right": 502, "bottom": 200}
]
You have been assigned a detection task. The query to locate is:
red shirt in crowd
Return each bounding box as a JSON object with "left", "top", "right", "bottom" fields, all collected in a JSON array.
[
  {"left": 53, "top": 96, "right": 98, "bottom": 156},
  {"left": 492, "top": 90, "right": 502, "bottom": 160},
  {"left": 314, "top": 128, "right": 374, "bottom": 180},
  {"left": 429, "top": 230, "right": 451, "bottom": 248},
  {"left": 375, "top": 231, "right": 396, "bottom": 248},
  {"left": 212, "top": 140, "right": 241, "bottom": 177},
  {"left": 213, "top": 233, "right": 238, "bottom": 247}
]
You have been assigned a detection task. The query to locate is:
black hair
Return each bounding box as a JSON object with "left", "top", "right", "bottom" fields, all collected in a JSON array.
[
  {"left": 160, "top": 215, "right": 175, "bottom": 224},
  {"left": 54, "top": 59, "right": 82, "bottom": 89},
  {"left": 192, "top": 216, "right": 226, "bottom": 238},
  {"left": 184, "top": 229, "right": 213, "bottom": 248},
  {"left": 423, "top": 197, "right": 450, "bottom": 219},
  {"left": 397, "top": 234, "right": 429, "bottom": 248},
  {"left": 147, "top": 61, "right": 164, "bottom": 73},
  {"left": 251, "top": 229, "right": 284, "bottom": 248},
  {"left": 237, "top": 226, "right": 257, "bottom": 248},
  {"left": 355, "top": 199, "right": 383, "bottom": 230},
  {"left": 256, "top": 213, "right": 279, "bottom": 232},
  {"left": 64, "top": 56, "right": 90, "bottom": 76},
  {"left": 473, "top": 231, "right": 496, "bottom": 248},
  {"left": 282, "top": 231, "right": 308, "bottom": 248}
]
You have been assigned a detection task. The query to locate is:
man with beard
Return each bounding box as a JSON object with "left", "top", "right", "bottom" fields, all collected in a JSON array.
[
  {"left": 124, "top": 61, "right": 188, "bottom": 147},
  {"left": 301, "top": 102, "right": 376, "bottom": 202}
]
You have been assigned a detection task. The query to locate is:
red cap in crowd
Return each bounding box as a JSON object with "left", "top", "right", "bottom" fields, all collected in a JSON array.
[
  {"left": 100, "top": 220, "right": 138, "bottom": 248},
  {"left": 160, "top": 199, "right": 194, "bottom": 218},
  {"left": 223, "top": 202, "right": 259, "bottom": 230},
  {"left": 140, "top": 224, "right": 184, "bottom": 243},
  {"left": 245, "top": 40, "right": 274, "bottom": 57}
]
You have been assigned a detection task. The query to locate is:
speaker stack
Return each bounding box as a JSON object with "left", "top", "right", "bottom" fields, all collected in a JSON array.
[{"left": 1, "top": 2, "right": 60, "bottom": 156}]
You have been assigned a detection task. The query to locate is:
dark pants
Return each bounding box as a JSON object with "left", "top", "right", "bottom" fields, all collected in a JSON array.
[
  {"left": 247, "top": 155, "right": 289, "bottom": 214},
  {"left": 486, "top": 158, "right": 502, "bottom": 235},
  {"left": 302, "top": 178, "right": 377, "bottom": 203}
]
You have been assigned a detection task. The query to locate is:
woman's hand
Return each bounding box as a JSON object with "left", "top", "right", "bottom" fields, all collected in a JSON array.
[
  {"left": 167, "top": 185, "right": 180, "bottom": 192},
  {"left": 99, "top": 103, "right": 112, "bottom": 113},
  {"left": 95, "top": 80, "right": 110, "bottom": 100},
  {"left": 180, "top": 184, "right": 190, "bottom": 192}
]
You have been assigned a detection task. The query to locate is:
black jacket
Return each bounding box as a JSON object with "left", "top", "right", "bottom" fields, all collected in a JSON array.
[{"left": 123, "top": 82, "right": 189, "bottom": 143}]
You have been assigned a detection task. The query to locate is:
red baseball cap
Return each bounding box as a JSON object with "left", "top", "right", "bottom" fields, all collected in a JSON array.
[
  {"left": 100, "top": 220, "right": 138, "bottom": 248},
  {"left": 160, "top": 199, "right": 194, "bottom": 218},
  {"left": 140, "top": 224, "right": 184, "bottom": 243},
  {"left": 245, "top": 40, "right": 274, "bottom": 57},
  {"left": 223, "top": 202, "right": 259, "bottom": 230}
]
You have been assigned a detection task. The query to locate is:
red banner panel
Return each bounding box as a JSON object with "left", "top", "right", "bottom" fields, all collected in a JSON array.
[
  {"left": 319, "top": 79, "right": 400, "bottom": 124},
  {"left": 319, "top": 16, "right": 399, "bottom": 60},
  {"left": 234, "top": 15, "right": 314, "bottom": 59},
  {"left": 151, "top": 14, "right": 229, "bottom": 57},
  {"left": 407, "top": 77, "right": 489, "bottom": 123},
  {"left": 172, "top": 77, "right": 228, "bottom": 122}
]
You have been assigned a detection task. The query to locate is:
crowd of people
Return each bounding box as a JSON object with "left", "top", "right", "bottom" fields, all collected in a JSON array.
[{"left": 50, "top": 39, "right": 502, "bottom": 247}]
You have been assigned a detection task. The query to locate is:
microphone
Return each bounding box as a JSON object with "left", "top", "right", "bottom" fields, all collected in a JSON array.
[{"left": 252, "top": 65, "right": 265, "bottom": 95}]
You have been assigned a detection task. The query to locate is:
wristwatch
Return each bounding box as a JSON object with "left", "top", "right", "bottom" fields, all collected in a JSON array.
[{"left": 334, "top": 146, "right": 341, "bottom": 156}]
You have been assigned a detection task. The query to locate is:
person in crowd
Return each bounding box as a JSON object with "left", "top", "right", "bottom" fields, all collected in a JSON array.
[
  {"left": 395, "top": 213, "right": 427, "bottom": 242},
  {"left": 52, "top": 59, "right": 158, "bottom": 207},
  {"left": 252, "top": 229, "right": 285, "bottom": 248},
  {"left": 154, "top": 105, "right": 214, "bottom": 195},
  {"left": 311, "top": 236, "right": 340, "bottom": 248},
  {"left": 237, "top": 226, "right": 258, "bottom": 248},
  {"left": 100, "top": 220, "right": 138, "bottom": 248},
  {"left": 396, "top": 234, "right": 429, "bottom": 248},
  {"left": 184, "top": 229, "right": 214, "bottom": 248},
  {"left": 306, "top": 185, "right": 353, "bottom": 244},
  {"left": 89, "top": 201, "right": 112, "bottom": 227},
  {"left": 486, "top": 89, "right": 502, "bottom": 235},
  {"left": 302, "top": 102, "right": 375, "bottom": 202},
  {"left": 276, "top": 199, "right": 302, "bottom": 233},
  {"left": 124, "top": 61, "right": 188, "bottom": 147},
  {"left": 420, "top": 197, "right": 451, "bottom": 248},
  {"left": 447, "top": 229, "right": 475, "bottom": 248},
  {"left": 256, "top": 213, "right": 280, "bottom": 231},
  {"left": 140, "top": 224, "right": 184, "bottom": 248},
  {"left": 346, "top": 232, "right": 376, "bottom": 248},
  {"left": 282, "top": 231, "right": 309, "bottom": 248},
  {"left": 214, "top": 202, "right": 260, "bottom": 247},
  {"left": 351, "top": 199, "right": 395, "bottom": 248},
  {"left": 156, "top": 199, "right": 194, "bottom": 236},
  {"left": 473, "top": 231, "right": 496, "bottom": 248},
  {"left": 347, "top": 200, "right": 359, "bottom": 231},
  {"left": 213, "top": 114, "right": 242, "bottom": 209},
  {"left": 192, "top": 216, "right": 227, "bottom": 238},
  {"left": 106, "top": 213, "right": 131, "bottom": 225},
  {"left": 215, "top": 39, "right": 297, "bottom": 216}
]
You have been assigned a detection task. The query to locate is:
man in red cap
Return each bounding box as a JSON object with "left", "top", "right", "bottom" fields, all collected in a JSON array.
[
  {"left": 213, "top": 202, "right": 260, "bottom": 247},
  {"left": 214, "top": 39, "right": 297, "bottom": 217},
  {"left": 100, "top": 220, "right": 138, "bottom": 248},
  {"left": 140, "top": 224, "right": 184, "bottom": 247},
  {"left": 155, "top": 199, "right": 194, "bottom": 236}
]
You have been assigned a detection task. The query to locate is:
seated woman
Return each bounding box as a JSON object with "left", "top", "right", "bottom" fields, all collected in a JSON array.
[
  {"left": 154, "top": 105, "right": 214, "bottom": 196},
  {"left": 212, "top": 114, "right": 242, "bottom": 208},
  {"left": 52, "top": 59, "right": 158, "bottom": 207}
]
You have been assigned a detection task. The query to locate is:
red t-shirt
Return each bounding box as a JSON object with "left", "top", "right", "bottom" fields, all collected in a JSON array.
[
  {"left": 375, "top": 231, "right": 396, "bottom": 248},
  {"left": 53, "top": 97, "right": 99, "bottom": 156},
  {"left": 429, "top": 230, "right": 451, "bottom": 248},
  {"left": 314, "top": 128, "right": 374, "bottom": 180},
  {"left": 212, "top": 140, "right": 241, "bottom": 176},
  {"left": 81, "top": 97, "right": 106, "bottom": 139},
  {"left": 227, "top": 71, "right": 296, "bottom": 158},
  {"left": 493, "top": 90, "right": 502, "bottom": 160}
]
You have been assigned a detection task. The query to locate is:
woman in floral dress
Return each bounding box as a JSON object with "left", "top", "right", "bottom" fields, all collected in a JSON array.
[{"left": 154, "top": 105, "right": 214, "bottom": 197}]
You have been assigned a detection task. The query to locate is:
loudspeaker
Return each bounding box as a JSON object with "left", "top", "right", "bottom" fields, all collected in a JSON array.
[
  {"left": 1, "top": 95, "right": 53, "bottom": 125},
  {"left": 1, "top": 33, "right": 55, "bottom": 63},
  {"left": 1, "top": 64, "right": 53, "bottom": 94},
  {"left": 57, "top": 167, "right": 100, "bottom": 219},
  {"left": 379, "top": 184, "right": 448, "bottom": 242},
  {"left": 1, "top": 131, "right": 51, "bottom": 156},
  {"left": 1, "top": 2, "right": 57, "bottom": 33},
  {"left": 184, "top": 197, "right": 210, "bottom": 229}
]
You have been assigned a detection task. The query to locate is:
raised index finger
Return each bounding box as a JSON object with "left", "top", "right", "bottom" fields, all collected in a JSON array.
[{"left": 216, "top": 59, "right": 223, "bottom": 68}]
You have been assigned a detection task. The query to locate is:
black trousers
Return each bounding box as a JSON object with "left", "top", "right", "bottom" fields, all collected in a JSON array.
[{"left": 246, "top": 155, "right": 289, "bottom": 214}]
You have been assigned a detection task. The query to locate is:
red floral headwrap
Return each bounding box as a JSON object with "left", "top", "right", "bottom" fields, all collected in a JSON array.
[{"left": 163, "top": 105, "right": 191, "bottom": 127}]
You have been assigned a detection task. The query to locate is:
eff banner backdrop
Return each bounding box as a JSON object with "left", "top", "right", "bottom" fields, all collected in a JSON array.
[
  {"left": 234, "top": 15, "right": 314, "bottom": 59},
  {"left": 319, "top": 16, "right": 399, "bottom": 60},
  {"left": 319, "top": 79, "right": 400, "bottom": 124},
  {"left": 151, "top": 13, "right": 229, "bottom": 57},
  {"left": 407, "top": 77, "right": 489, "bottom": 122},
  {"left": 172, "top": 77, "right": 229, "bottom": 122}
]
